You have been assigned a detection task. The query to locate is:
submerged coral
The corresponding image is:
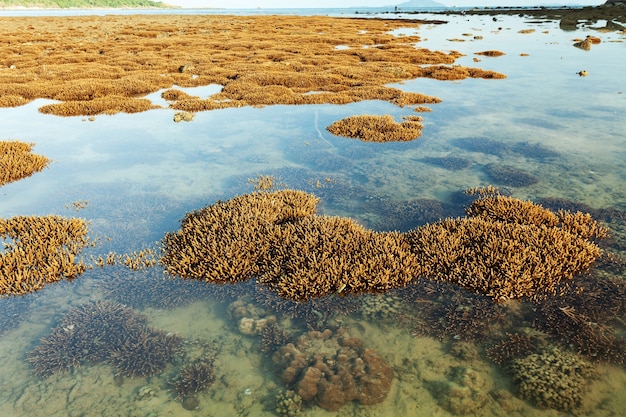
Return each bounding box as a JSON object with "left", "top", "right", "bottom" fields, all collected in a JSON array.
[
  {"left": 484, "top": 163, "right": 538, "bottom": 187},
  {"left": 97, "top": 266, "right": 214, "bottom": 310},
  {"left": 430, "top": 367, "right": 492, "bottom": 415},
  {"left": 108, "top": 327, "right": 183, "bottom": 377},
  {"left": 511, "top": 347, "right": 597, "bottom": 411},
  {"left": 27, "top": 301, "right": 182, "bottom": 378},
  {"left": 530, "top": 275, "right": 626, "bottom": 365},
  {"left": 169, "top": 361, "right": 216, "bottom": 400},
  {"left": 272, "top": 329, "right": 393, "bottom": 411}
]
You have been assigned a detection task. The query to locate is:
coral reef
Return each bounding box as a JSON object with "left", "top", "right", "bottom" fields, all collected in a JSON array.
[
  {"left": 452, "top": 137, "right": 558, "bottom": 160},
  {"left": 97, "top": 266, "right": 214, "bottom": 310},
  {"left": 326, "top": 114, "right": 424, "bottom": 142},
  {"left": 0, "top": 295, "right": 32, "bottom": 336},
  {"left": 359, "top": 293, "right": 406, "bottom": 321},
  {"left": 252, "top": 284, "right": 361, "bottom": 330},
  {"left": 0, "top": 140, "right": 50, "bottom": 186},
  {"left": 260, "top": 215, "right": 418, "bottom": 301},
  {"left": 0, "top": 215, "right": 92, "bottom": 296},
  {"left": 0, "top": 15, "right": 506, "bottom": 116},
  {"left": 486, "top": 333, "right": 539, "bottom": 366},
  {"left": 511, "top": 347, "right": 598, "bottom": 411},
  {"left": 530, "top": 275, "right": 626, "bottom": 365},
  {"left": 272, "top": 329, "right": 393, "bottom": 411},
  {"left": 396, "top": 281, "right": 505, "bottom": 341},
  {"left": 421, "top": 155, "right": 471, "bottom": 171},
  {"left": 275, "top": 390, "right": 303, "bottom": 416},
  {"left": 160, "top": 189, "right": 319, "bottom": 284},
  {"left": 260, "top": 322, "right": 292, "bottom": 355},
  {"left": 161, "top": 187, "right": 606, "bottom": 302},
  {"left": 226, "top": 298, "right": 277, "bottom": 336},
  {"left": 365, "top": 197, "right": 459, "bottom": 232},
  {"left": 430, "top": 366, "right": 491, "bottom": 415},
  {"left": 484, "top": 163, "right": 538, "bottom": 187},
  {"left": 27, "top": 300, "right": 182, "bottom": 378},
  {"left": 108, "top": 327, "right": 183, "bottom": 377},
  {"left": 169, "top": 361, "right": 216, "bottom": 400},
  {"left": 407, "top": 188, "right": 607, "bottom": 301},
  {"left": 451, "top": 136, "right": 510, "bottom": 156}
]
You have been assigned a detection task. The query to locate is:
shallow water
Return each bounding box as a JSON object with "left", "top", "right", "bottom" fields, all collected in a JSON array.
[{"left": 0, "top": 12, "right": 625, "bottom": 417}]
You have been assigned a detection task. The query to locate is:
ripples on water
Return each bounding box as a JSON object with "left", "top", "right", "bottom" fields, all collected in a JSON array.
[{"left": 0, "top": 9, "right": 625, "bottom": 417}]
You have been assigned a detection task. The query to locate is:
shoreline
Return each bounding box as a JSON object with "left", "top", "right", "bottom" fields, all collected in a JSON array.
[{"left": 421, "top": 3, "right": 626, "bottom": 26}]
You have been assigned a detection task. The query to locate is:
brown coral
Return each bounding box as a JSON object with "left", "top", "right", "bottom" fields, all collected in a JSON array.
[
  {"left": 326, "top": 114, "right": 423, "bottom": 142},
  {"left": 0, "top": 15, "right": 506, "bottom": 116},
  {"left": 272, "top": 329, "right": 393, "bottom": 411},
  {"left": 0, "top": 140, "right": 50, "bottom": 186},
  {"left": 160, "top": 187, "right": 606, "bottom": 303},
  {"left": 0, "top": 215, "right": 92, "bottom": 296}
]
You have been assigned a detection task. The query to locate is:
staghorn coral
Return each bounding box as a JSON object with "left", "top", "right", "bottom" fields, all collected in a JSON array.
[
  {"left": 326, "top": 114, "right": 423, "bottom": 142},
  {"left": 27, "top": 300, "right": 182, "bottom": 378},
  {"left": 486, "top": 333, "right": 539, "bottom": 366},
  {"left": 169, "top": 360, "right": 216, "bottom": 400},
  {"left": 396, "top": 281, "right": 505, "bottom": 341},
  {"left": 484, "top": 163, "right": 538, "bottom": 188},
  {"left": 260, "top": 215, "right": 419, "bottom": 301},
  {"left": 160, "top": 190, "right": 319, "bottom": 283},
  {"left": 108, "top": 326, "right": 183, "bottom": 377},
  {"left": 0, "top": 15, "right": 505, "bottom": 117},
  {"left": 0, "top": 295, "right": 32, "bottom": 336},
  {"left": 511, "top": 347, "right": 598, "bottom": 411},
  {"left": 27, "top": 301, "right": 146, "bottom": 377},
  {"left": 272, "top": 329, "right": 393, "bottom": 411},
  {"left": 252, "top": 284, "right": 361, "bottom": 330},
  {"left": 0, "top": 215, "right": 92, "bottom": 296},
  {"left": 530, "top": 275, "right": 626, "bottom": 365},
  {"left": 0, "top": 140, "right": 50, "bottom": 186},
  {"left": 474, "top": 50, "right": 505, "bottom": 56},
  {"left": 160, "top": 187, "right": 606, "bottom": 302},
  {"left": 97, "top": 266, "right": 214, "bottom": 310}
]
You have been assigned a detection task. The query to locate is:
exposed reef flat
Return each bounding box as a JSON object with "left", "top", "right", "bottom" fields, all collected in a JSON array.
[{"left": 0, "top": 14, "right": 505, "bottom": 117}]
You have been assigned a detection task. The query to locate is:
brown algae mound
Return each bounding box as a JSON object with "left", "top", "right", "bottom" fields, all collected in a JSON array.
[
  {"left": 0, "top": 215, "right": 92, "bottom": 296},
  {"left": 326, "top": 114, "right": 423, "bottom": 142},
  {"left": 0, "top": 15, "right": 505, "bottom": 116},
  {"left": 0, "top": 140, "right": 50, "bottom": 186},
  {"left": 160, "top": 187, "right": 606, "bottom": 303}
]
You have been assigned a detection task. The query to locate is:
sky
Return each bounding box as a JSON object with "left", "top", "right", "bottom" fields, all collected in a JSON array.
[{"left": 162, "top": 0, "right": 605, "bottom": 8}]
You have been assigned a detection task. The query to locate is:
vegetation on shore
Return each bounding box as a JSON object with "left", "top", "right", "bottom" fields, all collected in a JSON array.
[{"left": 0, "top": 0, "right": 168, "bottom": 8}]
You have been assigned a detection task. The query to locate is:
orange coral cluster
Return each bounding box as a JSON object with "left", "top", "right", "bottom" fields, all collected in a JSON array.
[
  {"left": 160, "top": 190, "right": 319, "bottom": 284},
  {"left": 0, "top": 15, "right": 505, "bottom": 116},
  {"left": 0, "top": 140, "right": 50, "bottom": 186},
  {"left": 160, "top": 187, "right": 605, "bottom": 302},
  {"left": 407, "top": 189, "right": 607, "bottom": 301},
  {"left": 0, "top": 215, "right": 92, "bottom": 296},
  {"left": 326, "top": 114, "right": 424, "bottom": 142}
]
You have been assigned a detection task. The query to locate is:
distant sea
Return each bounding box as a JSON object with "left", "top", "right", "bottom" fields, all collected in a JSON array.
[{"left": 0, "top": 6, "right": 452, "bottom": 17}]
